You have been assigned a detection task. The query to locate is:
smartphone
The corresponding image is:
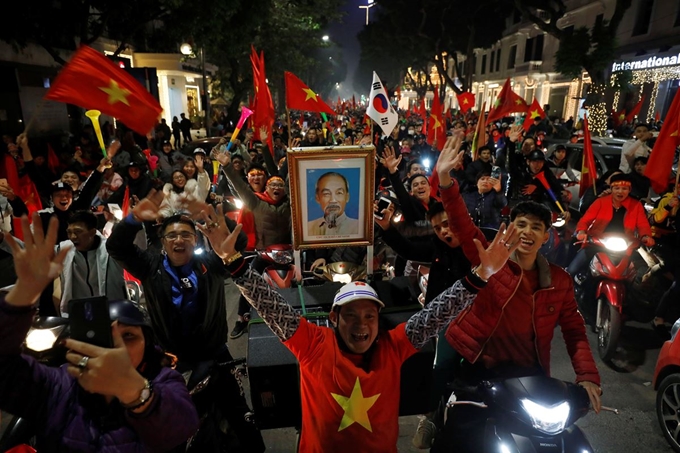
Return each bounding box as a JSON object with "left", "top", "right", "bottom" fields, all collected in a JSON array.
[
  {"left": 302, "top": 121, "right": 308, "bottom": 129},
  {"left": 374, "top": 196, "right": 392, "bottom": 220},
  {"left": 491, "top": 166, "right": 501, "bottom": 180},
  {"left": 107, "top": 203, "right": 123, "bottom": 221},
  {"left": 68, "top": 297, "right": 113, "bottom": 348}
]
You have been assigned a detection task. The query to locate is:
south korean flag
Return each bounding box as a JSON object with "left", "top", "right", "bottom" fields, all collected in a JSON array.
[{"left": 366, "top": 71, "right": 398, "bottom": 138}]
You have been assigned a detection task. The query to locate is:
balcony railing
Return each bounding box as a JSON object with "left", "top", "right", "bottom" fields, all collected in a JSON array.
[{"left": 514, "top": 61, "right": 543, "bottom": 75}]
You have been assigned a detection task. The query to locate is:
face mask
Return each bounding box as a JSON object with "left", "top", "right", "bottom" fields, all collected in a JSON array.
[
  {"left": 400, "top": 126, "right": 406, "bottom": 131},
  {"left": 408, "top": 129, "right": 414, "bottom": 135}
]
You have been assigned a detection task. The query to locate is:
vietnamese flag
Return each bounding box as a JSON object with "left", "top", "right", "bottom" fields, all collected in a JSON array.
[
  {"left": 522, "top": 98, "right": 546, "bottom": 132},
  {"left": 645, "top": 89, "right": 680, "bottom": 194},
  {"left": 418, "top": 98, "right": 428, "bottom": 136},
  {"left": 624, "top": 95, "right": 645, "bottom": 124},
  {"left": 45, "top": 45, "right": 162, "bottom": 135},
  {"left": 284, "top": 72, "right": 335, "bottom": 115},
  {"left": 428, "top": 87, "right": 444, "bottom": 146},
  {"left": 2, "top": 154, "right": 42, "bottom": 240},
  {"left": 470, "top": 102, "right": 487, "bottom": 161},
  {"left": 456, "top": 92, "right": 475, "bottom": 114},
  {"left": 486, "top": 78, "right": 528, "bottom": 125},
  {"left": 613, "top": 108, "right": 626, "bottom": 127},
  {"left": 250, "top": 47, "right": 275, "bottom": 151},
  {"left": 579, "top": 114, "right": 598, "bottom": 198}
]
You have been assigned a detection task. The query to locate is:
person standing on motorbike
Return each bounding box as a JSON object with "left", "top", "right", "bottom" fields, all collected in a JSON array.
[
  {"left": 0, "top": 213, "right": 199, "bottom": 452},
  {"left": 433, "top": 133, "right": 602, "bottom": 451},
  {"left": 375, "top": 200, "right": 472, "bottom": 449},
  {"left": 105, "top": 190, "right": 266, "bottom": 452},
  {"left": 212, "top": 130, "right": 291, "bottom": 339},
  {"left": 205, "top": 202, "right": 521, "bottom": 453}
]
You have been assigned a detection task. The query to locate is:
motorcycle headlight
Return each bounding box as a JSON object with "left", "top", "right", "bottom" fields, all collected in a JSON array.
[
  {"left": 601, "top": 237, "right": 628, "bottom": 252},
  {"left": 25, "top": 325, "right": 66, "bottom": 352},
  {"left": 332, "top": 273, "right": 352, "bottom": 283},
  {"left": 521, "top": 398, "right": 570, "bottom": 435},
  {"left": 266, "top": 250, "right": 293, "bottom": 265}
]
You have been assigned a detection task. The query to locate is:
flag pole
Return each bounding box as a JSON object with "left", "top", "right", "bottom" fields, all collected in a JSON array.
[
  {"left": 286, "top": 108, "right": 292, "bottom": 148},
  {"left": 24, "top": 98, "right": 48, "bottom": 134}
]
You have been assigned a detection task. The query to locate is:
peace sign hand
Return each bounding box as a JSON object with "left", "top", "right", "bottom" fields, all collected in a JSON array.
[{"left": 196, "top": 205, "right": 243, "bottom": 260}]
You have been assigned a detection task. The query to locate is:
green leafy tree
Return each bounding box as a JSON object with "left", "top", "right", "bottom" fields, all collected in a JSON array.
[{"left": 514, "top": 0, "right": 633, "bottom": 133}]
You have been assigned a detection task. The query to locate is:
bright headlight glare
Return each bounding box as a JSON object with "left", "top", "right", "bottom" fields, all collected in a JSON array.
[
  {"left": 552, "top": 218, "right": 566, "bottom": 228},
  {"left": 521, "top": 398, "right": 570, "bottom": 435},
  {"left": 601, "top": 237, "right": 628, "bottom": 252},
  {"left": 332, "top": 273, "right": 352, "bottom": 283},
  {"left": 499, "top": 443, "right": 512, "bottom": 453},
  {"left": 233, "top": 199, "right": 244, "bottom": 209},
  {"left": 422, "top": 158, "right": 431, "bottom": 169},
  {"left": 25, "top": 326, "right": 65, "bottom": 352}
]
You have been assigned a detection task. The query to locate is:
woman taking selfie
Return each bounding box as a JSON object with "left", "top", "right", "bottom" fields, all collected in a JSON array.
[{"left": 0, "top": 214, "right": 198, "bottom": 452}]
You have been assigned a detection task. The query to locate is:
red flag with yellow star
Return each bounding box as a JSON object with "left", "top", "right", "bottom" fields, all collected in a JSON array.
[
  {"left": 428, "top": 86, "right": 444, "bottom": 146},
  {"left": 486, "top": 78, "right": 528, "bottom": 125},
  {"left": 284, "top": 72, "right": 335, "bottom": 115},
  {"left": 645, "top": 89, "right": 680, "bottom": 193},
  {"left": 522, "top": 98, "right": 545, "bottom": 132},
  {"left": 44, "top": 45, "right": 162, "bottom": 135},
  {"left": 624, "top": 95, "right": 645, "bottom": 124},
  {"left": 456, "top": 92, "right": 475, "bottom": 114}
]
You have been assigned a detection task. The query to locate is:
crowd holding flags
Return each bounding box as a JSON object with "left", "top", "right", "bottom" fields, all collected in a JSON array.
[{"left": 522, "top": 99, "right": 546, "bottom": 132}]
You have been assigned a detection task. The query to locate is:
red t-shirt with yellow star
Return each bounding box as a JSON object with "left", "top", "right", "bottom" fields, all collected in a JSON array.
[{"left": 284, "top": 317, "right": 418, "bottom": 453}]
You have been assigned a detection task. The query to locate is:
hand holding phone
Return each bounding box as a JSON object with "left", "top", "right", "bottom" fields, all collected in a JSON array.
[
  {"left": 374, "top": 196, "right": 392, "bottom": 220},
  {"left": 68, "top": 297, "right": 113, "bottom": 348},
  {"left": 491, "top": 166, "right": 501, "bottom": 180}
]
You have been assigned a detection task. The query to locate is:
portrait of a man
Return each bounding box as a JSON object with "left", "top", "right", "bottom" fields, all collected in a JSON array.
[{"left": 307, "top": 171, "right": 359, "bottom": 236}]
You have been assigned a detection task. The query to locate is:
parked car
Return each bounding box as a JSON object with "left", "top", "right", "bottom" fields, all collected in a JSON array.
[
  {"left": 654, "top": 318, "right": 680, "bottom": 452},
  {"left": 180, "top": 137, "right": 224, "bottom": 157},
  {"left": 545, "top": 139, "right": 624, "bottom": 214}
]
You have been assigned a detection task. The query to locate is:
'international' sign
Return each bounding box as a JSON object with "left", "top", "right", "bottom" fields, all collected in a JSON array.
[{"left": 612, "top": 54, "right": 680, "bottom": 72}]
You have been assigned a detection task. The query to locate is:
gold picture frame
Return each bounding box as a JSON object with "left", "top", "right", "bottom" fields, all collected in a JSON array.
[{"left": 287, "top": 145, "right": 376, "bottom": 249}]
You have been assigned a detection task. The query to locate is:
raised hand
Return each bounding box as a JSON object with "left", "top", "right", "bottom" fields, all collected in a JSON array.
[
  {"left": 259, "top": 126, "right": 269, "bottom": 144},
  {"left": 437, "top": 134, "right": 465, "bottom": 187},
  {"left": 211, "top": 149, "right": 231, "bottom": 167},
  {"left": 107, "top": 139, "right": 121, "bottom": 158},
  {"left": 5, "top": 214, "right": 70, "bottom": 307},
  {"left": 131, "top": 189, "right": 164, "bottom": 222},
  {"left": 508, "top": 125, "right": 523, "bottom": 143},
  {"left": 473, "top": 222, "right": 521, "bottom": 280},
  {"left": 381, "top": 146, "right": 402, "bottom": 175},
  {"left": 196, "top": 204, "right": 243, "bottom": 259},
  {"left": 288, "top": 137, "right": 301, "bottom": 149},
  {"left": 195, "top": 154, "right": 205, "bottom": 171},
  {"left": 521, "top": 184, "right": 537, "bottom": 195}
]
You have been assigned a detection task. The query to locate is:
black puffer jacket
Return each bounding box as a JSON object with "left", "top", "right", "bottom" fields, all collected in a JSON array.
[{"left": 106, "top": 217, "right": 247, "bottom": 362}]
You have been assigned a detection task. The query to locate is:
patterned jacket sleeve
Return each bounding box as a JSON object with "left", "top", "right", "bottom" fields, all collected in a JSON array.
[
  {"left": 405, "top": 271, "right": 486, "bottom": 349},
  {"left": 231, "top": 262, "right": 300, "bottom": 341}
]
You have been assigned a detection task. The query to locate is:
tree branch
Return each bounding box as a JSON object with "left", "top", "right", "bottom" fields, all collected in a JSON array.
[
  {"left": 608, "top": 0, "right": 633, "bottom": 35},
  {"left": 37, "top": 39, "right": 67, "bottom": 66},
  {"left": 513, "top": 0, "right": 566, "bottom": 40}
]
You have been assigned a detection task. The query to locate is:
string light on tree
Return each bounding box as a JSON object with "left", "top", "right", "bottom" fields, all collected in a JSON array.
[
  {"left": 647, "top": 81, "right": 659, "bottom": 123},
  {"left": 587, "top": 83, "right": 607, "bottom": 135}
]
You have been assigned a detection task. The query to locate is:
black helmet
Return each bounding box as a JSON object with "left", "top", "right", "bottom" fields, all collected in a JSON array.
[
  {"left": 51, "top": 182, "right": 74, "bottom": 193},
  {"left": 526, "top": 150, "right": 545, "bottom": 162},
  {"left": 108, "top": 299, "right": 150, "bottom": 327}
]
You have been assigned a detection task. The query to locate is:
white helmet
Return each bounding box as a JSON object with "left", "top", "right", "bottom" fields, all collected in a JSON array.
[{"left": 332, "top": 282, "right": 384, "bottom": 310}]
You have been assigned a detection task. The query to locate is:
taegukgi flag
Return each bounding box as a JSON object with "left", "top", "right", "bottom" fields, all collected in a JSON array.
[{"left": 366, "top": 71, "right": 398, "bottom": 137}]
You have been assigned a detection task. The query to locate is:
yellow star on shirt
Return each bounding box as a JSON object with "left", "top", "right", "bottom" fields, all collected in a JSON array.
[
  {"left": 303, "top": 88, "right": 319, "bottom": 102},
  {"left": 331, "top": 377, "right": 381, "bottom": 432},
  {"left": 99, "top": 79, "right": 130, "bottom": 106},
  {"left": 432, "top": 114, "right": 441, "bottom": 129}
]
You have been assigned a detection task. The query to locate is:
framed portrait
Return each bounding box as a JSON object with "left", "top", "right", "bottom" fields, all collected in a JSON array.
[{"left": 287, "top": 145, "right": 376, "bottom": 249}]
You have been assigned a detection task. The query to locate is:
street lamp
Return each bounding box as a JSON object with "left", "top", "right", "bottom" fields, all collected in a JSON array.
[
  {"left": 358, "top": 0, "right": 375, "bottom": 25},
  {"left": 322, "top": 35, "right": 329, "bottom": 42},
  {"left": 181, "top": 42, "right": 210, "bottom": 137}
]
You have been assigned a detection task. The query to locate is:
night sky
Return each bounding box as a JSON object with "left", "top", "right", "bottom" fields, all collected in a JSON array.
[{"left": 327, "top": 0, "right": 368, "bottom": 98}]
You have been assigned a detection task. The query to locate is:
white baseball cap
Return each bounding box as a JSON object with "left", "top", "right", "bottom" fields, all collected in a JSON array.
[{"left": 332, "top": 282, "right": 385, "bottom": 309}]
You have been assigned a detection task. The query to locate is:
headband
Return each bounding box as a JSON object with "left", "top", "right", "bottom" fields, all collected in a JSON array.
[
  {"left": 267, "top": 176, "right": 285, "bottom": 185},
  {"left": 610, "top": 180, "right": 632, "bottom": 188},
  {"left": 248, "top": 169, "right": 266, "bottom": 176}
]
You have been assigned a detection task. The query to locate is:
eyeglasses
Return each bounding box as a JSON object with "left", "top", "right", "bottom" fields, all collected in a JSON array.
[
  {"left": 162, "top": 232, "right": 196, "bottom": 241},
  {"left": 267, "top": 183, "right": 285, "bottom": 189}
]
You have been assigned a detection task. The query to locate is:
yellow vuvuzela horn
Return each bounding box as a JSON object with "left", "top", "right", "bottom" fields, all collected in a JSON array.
[{"left": 85, "top": 109, "right": 107, "bottom": 157}]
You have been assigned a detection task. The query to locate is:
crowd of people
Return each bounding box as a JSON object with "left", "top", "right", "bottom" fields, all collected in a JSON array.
[{"left": 0, "top": 100, "right": 677, "bottom": 451}]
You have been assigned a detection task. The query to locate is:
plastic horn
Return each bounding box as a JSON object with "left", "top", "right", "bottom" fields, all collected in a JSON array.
[
  {"left": 85, "top": 110, "right": 107, "bottom": 158},
  {"left": 535, "top": 171, "right": 565, "bottom": 213},
  {"left": 226, "top": 107, "right": 254, "bottom": 151}
]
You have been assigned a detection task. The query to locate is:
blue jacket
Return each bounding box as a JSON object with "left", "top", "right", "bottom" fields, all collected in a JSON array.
[{"left": 0, "top": 297, "right": 199, "bottom": 452}]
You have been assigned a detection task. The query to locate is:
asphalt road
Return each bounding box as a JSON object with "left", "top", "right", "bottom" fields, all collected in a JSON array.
[{"left": 1, "top": 279, "right": 674, "bottom": 452}]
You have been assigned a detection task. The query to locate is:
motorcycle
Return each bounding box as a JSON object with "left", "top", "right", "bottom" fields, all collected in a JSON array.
[
  {"left": 255, "top": 244, "right": 296, "bottom": 289},
  {"left": 574, "top": 235, "right": 640, "bottom": 362},
  {"left": 0, "top": 315, "right": 69, "bottom": 451},
  {"left": 431, "top": 374, "right": 616, "bottom": 453}
]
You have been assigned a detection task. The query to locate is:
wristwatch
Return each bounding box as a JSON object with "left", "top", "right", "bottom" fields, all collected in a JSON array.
[
  {"left": 120, "top": 379, "right": 153, "bottom": 410},
  {"left": 222, "top": 251, "right": 242, "bottom": 266}
]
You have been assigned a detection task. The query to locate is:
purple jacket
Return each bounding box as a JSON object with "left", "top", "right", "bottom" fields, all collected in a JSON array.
[{"left": 0, "top": 297, "right": 199, "bottom": 452}]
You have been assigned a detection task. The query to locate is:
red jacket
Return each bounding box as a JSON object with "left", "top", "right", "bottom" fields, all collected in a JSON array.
[
  {"left": 575, "top": 194, "right": 652, "bottom": 239},
  {"left": 441, "top": 180, "right": 600, "bottom": 385}
]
